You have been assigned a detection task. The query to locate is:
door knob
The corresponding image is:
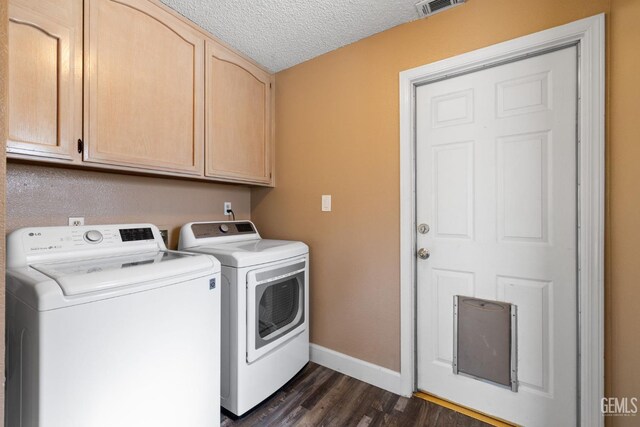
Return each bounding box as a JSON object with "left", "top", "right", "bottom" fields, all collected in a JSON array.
[{"left": 417, "top": 248, "right": 430, "bottom": 260}]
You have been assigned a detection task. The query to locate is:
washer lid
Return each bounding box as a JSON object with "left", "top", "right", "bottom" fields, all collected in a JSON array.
[
  {"left": 30, "top": 250, "right": 218, "bottom": 296},
  {"left": 187, "top": 239, "right": 308, "bottom": 267}
]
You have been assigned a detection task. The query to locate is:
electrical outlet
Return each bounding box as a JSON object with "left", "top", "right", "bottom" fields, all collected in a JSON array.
[
  {"left": 224, "top": 202, "right": 232, "bottom": 215},
  {"left": 159, "top": 229, "right": 169, "bottom": 247},
  {"left": 69, "top": 217, "right": 85, "bottom": 226}
]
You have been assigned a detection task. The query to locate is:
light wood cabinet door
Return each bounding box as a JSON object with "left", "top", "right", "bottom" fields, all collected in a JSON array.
[
  {"left": 7, "top": 0, "right": 82, "bottom": 161},
  {"left": 205, "top": 41, "right": 274, "bottom": 185},
  {"left": 84, "top": 0, "right": 204, "bottom": 175}
]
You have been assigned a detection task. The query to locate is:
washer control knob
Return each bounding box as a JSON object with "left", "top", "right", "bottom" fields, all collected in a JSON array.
[
  {"left": 84, "top": 230, "right": 103, "bottom": 243},
  {"left": 219, "top": 224, "right": 230, "bottom": 233}
]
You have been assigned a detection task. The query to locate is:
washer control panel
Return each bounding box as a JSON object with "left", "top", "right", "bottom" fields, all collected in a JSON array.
[{"left": 19, "top": 225, "right": 158, "bottom": 255}]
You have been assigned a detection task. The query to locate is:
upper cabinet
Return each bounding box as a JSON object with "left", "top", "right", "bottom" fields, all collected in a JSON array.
[
  {"left": 205, "top": 42, "right": 274, "bottom": 185},
  {"left": 7, "top": 0, "right": 83, "bottom": 161},
  {"left": 7, "top": 0, "right": 275, "bottom": 186},
  {"left": 83, "top": 0, "right": 204, "bottom": 175}
]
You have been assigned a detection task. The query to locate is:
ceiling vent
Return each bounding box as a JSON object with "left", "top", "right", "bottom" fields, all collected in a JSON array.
[{"left": 416, "top": 0, "right": 466, "bottom": 18}]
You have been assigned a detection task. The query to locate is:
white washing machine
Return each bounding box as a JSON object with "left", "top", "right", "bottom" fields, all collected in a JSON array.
[
  {"left": 179, "top": 220, "right": 309, "bottom": 416},
  {"left": 6, "top": 224, "right": 221, "bottom": 427}
]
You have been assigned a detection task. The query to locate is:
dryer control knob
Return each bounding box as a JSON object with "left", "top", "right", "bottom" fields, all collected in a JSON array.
[
  {"left": 219, "top": 224, "right": 230, "bottom": 233},
  {"left": 84, "top": 230, "right": 103, "bottom": 243}
]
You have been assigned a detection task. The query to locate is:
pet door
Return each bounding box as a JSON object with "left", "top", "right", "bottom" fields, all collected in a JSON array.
[{"left": 453, "top": 296, "right": 518, "bottom": 391}]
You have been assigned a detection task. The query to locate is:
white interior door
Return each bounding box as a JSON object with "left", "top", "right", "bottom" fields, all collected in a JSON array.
[{"left": 416, "top": 46, "right": 578, "bottom": 426}]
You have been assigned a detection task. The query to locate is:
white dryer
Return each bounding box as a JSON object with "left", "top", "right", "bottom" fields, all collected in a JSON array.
[
  {"left": 179, "top": 220, "right": 309, "bottom": 416},
  {"left": 6, "top": 224, "right": 221, "bottom": 427}
]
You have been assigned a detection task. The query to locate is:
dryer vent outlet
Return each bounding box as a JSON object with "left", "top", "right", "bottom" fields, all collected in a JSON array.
[{"left": 415, "top": 0, "right": 465, "bottom": 18}]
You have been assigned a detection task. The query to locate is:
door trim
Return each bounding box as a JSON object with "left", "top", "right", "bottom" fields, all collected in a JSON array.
[{"left": 399, "top": 14, "right": 605, "bottom": 426}]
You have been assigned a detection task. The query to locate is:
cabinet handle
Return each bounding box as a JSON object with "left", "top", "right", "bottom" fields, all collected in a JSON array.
[{"left": 77, "top": 139, "right": 84, "bottom": 154}]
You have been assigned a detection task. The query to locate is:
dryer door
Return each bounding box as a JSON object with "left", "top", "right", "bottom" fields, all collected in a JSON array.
[{"left": 246, "top": 257, "right": 307, "bottom": 363}]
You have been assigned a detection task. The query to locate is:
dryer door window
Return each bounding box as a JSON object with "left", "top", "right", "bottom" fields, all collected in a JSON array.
[
  {"left": 256, "top": 272, "right": 304, "bottom": 345},
  {"left": 246, "top": 258, "right": 307, "bottom": 363}
]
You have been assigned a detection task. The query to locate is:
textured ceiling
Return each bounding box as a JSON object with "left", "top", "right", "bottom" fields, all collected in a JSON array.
[{"left": 159, "top": 0, "right": 423, "bottom": 72}]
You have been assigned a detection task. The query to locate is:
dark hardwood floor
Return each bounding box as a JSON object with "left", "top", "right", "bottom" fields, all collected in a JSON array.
[{"left": 220, "top": 363, "right": 491, "bottom": 427}]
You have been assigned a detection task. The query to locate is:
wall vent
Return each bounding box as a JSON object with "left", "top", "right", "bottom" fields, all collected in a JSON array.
[{"left": 416, "top": 0, "right": 466, "bottom": 18}]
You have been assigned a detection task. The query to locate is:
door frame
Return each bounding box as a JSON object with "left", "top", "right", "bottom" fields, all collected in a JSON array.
[{"left": 399, "top": 14, "right": 605, "bottom": 426}]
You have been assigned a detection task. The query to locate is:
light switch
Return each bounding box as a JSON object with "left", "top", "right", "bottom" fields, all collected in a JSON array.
[{"left": 322, "top": 195, "right": 332, "bottom": 212}]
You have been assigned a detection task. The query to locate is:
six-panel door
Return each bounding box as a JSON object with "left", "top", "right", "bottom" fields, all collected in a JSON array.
[
  {"left": 416, "top": 47, "right": 578, "bottom": 426},
  {"left": 84, "top": 0, "right": 204, "bottom": 175}
]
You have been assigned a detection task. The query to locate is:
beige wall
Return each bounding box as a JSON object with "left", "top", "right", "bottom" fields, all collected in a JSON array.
[
  {"left": 1, "top": 0, "right": 8, "bottom": 423},
  {"left": 250, "top": 0, "right": 640, "bottom": 405},
  {"left": 607, "top": 0, "right": 640, "bottom": 424},
  {"left": 6, "top": 163, "right": 250, "bottom": 248},
  {"left": 253, "top": 0, "right": 610, "bottom": 373}
]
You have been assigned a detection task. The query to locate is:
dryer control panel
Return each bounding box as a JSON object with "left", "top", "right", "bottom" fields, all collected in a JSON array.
[{"left": 191, "top": 221, "right": 256, "bottom": 239}]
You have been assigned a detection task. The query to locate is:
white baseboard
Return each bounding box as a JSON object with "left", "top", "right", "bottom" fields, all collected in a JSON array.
[{"left": 309, "top": 344, "right": 408, "bottom": 396}]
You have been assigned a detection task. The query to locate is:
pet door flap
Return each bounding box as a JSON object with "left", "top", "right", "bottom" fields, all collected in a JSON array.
[{"left": 453, "top": 296, "right": 518, "bottom": 391}]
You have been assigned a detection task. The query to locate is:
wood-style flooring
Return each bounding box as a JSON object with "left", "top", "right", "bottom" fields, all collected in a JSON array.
[{"left": 221, "top": 363, "right": 491, "bottom": 427}]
